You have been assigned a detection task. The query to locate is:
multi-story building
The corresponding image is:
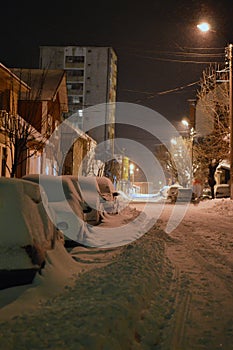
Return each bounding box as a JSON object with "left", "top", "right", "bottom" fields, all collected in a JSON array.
[{"left": 39, "top": 46, "right": 117, "bottom": 156}]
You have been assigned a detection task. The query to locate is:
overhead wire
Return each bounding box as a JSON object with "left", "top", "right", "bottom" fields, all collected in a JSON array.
[
  {"left": 118, "top": 46, "right": 226, "bottom": 103},
  {"left": 123, "top": 80, "right": 201, "bottom": 103},
  {"left": 130, "top": 55, "right": 221, "bottom": 64}
]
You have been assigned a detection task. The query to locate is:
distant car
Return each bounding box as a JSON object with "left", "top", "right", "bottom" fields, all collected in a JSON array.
[
  {"left": 61, "top": 175, "right": 103, "bottom": 225},
  {"left": 176, "top": 188, "right": 193, "bottom": 202},
  {"left": 214, "top": 184, "right": 230, "bottom": 198},
  {"left": 166, "top": 184, "right": 183, "bottom": 203},
  {"left": 22, "top": 174, "right": 89, "bottom": 247},
  {"left": 201, "top": 187, "right": 212, "bottom": 200},
  {"left": 0, "top": 177, "right": 59, "bottom": 289},
  {"left": 95, "top": 176, "right": 120, "bottom": 213},
  {"left": 159, "top": 185, "right": 170, "bottom": 198}
]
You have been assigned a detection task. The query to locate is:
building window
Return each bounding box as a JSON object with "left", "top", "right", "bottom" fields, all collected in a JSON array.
[
  {"left": 66, "top": 70, "right": 84, "bottom": 79},
  {"left": 65, "top": 56, "right": 85, "bottom": 63},
  {"left": 67, "top": 83, "right": 83, "bottom": 93},
  {"left": 68, "top": 96, "right": 83, "bottom": 105}
]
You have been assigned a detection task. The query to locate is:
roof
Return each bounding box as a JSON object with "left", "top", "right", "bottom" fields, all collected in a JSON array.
[
  {"left": 0, "top": 62, "right": 29, "bottom": 93},
  {"left": 10, "top": 68, "right": 68, "bottom": 112}
]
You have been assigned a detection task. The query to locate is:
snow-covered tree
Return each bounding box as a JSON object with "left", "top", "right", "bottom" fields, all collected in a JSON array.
[
  {"left": 155, "top": 137, "right": 192, "bottom": 187},
  {"left": 194, "top": 64, "right": 230, "bottom": 195},
  {"left": 0, "top": 110, "right": 46, "bottom": 178}
]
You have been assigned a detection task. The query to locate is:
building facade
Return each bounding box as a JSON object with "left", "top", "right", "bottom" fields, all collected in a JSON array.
[
  {"left": 11, "top": 68, "right": 69, "bottom": 176},
  {"left": 39, "top": 46, "right": 117, "bottom": 156},
  {"left": 0, "top": 63, "right": 30, "bottom": 177}
]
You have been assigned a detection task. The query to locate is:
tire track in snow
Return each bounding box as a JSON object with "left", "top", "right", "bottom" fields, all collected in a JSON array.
[{"left": 163, "top": 208, "right": 233, "bottom": 349}]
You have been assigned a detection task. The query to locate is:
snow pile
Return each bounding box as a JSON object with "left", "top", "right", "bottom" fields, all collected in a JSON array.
[
  {"left": 0, "top": 240, "right": 83, "bottom": 319},
  {"left": 204, "top": 198, "right": 233, "bottom": 216},
  {"left": 83, "top": 205, "right": 155, "bottom": 248},
  {"left": 0, "top": 226, "right": 173, "bottom": 349}
]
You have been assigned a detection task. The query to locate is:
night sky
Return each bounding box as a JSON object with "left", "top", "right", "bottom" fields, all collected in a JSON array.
[{"left": 1, "top": 0, "right": 233, "bottom": 149}]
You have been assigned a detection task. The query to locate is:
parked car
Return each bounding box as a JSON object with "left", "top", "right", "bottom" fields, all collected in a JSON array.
[
  {"left": 200, "top": 186, "right": 212, "bottom": 200},
  {"left": 61, "top": 175, "right": 103, "bottom": 225},
  {"left": 95, "top": 176, "right": 120, "bottom": 214},
  {"left": 214, "top": 184, "right": 230, "bottom": 198},
  {"left": 166, "top": 184, "right": 184, "bottom": 203},
  {"left": 159, "top": 185, "right": 170, "bottom": 198},
  {"left": 22, "top": 174, "right": 90, "bottom": 247},
  {"left": 0, "top": 177, "right": 60, "bottom": 289}
]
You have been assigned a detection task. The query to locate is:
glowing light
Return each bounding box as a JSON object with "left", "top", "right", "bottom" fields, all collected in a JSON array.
[
  {"left": 181, "top": 119, "right": 189, "bottom": 127},
  {"left": 197, "top": 22, "right": 210, "bottom": 33},
  {"left": 171, "top": 138, "right": 177, "bottom": 145},
  {"left": 129, "top": 163, "right": 135, "bottom": 174}
]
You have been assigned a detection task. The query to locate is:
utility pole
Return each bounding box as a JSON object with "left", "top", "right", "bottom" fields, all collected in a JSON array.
[
  {"left": 226, "top": 44, "right": 233, "bottom": 199},
  {"left": 196, "top": 23, "right": 233, "bottom": 198}
]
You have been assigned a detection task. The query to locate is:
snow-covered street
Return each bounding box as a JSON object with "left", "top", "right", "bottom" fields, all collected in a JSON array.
[{"left": 0, "top": 199, "right": 233, "bottom": 349}]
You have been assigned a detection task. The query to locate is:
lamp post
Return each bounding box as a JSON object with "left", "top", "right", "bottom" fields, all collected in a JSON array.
[
  {"left": 227, "top": 44, "right": 233, "bottom": 199},
  {"left": 197, "top": 23, "right": 233, "bottom": 199}
]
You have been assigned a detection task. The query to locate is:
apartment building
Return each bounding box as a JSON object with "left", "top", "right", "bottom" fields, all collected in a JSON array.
[{"left": 39, "top": 46, "right": 117, "bottom": 156}]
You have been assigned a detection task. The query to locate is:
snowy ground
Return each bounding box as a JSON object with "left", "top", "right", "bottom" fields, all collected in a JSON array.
[{"left": 0, "top": 198, "right": 233, "bottom": 349}]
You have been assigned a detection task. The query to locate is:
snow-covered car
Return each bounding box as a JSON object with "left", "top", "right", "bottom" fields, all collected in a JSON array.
[
  {"left": 159, "top": 185, "right": 170, "bottom": 198},
  {"left": 22, "top": 174, "right": 90, "bottom": 247},
  {"left": 176, "top": 188, "right": 193, "bottom": 202},
  {"left": 0, "top": 177, "right": 59, "bottom": 289},
  {"left": 61, "top": 175, "right": 103, "bottom": 225},
  {"left": 166, "top": 184, "right": 184, "bottom": 203},
  {"left": 95, "top": 176, "right": 120, "bottom": 214},
  {"left": 201, "top": 187, "right": 212, "bottom": 200},
  {"left": 214, "top": 184, "right": 230, "bottom": 198}
]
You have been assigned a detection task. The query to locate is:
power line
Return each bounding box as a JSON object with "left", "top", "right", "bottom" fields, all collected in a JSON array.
[
  {"left": 123, "top": 80, "right": 200, "bottom": 98},
  {"left": 127, "top": 53, "right": 223, "bottom": 64}
]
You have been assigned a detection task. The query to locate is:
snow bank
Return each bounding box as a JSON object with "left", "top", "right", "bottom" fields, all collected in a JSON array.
[
  {"left": 0, "top": 240, "right": 81, "bottom": 320},
  {"left": 0, "top": 226, "right": 173, "bottom": 350}
]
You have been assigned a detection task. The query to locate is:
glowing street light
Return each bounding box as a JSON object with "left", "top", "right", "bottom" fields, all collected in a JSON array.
[
  {"left": 170, "top": 138, "right": 177, "bottom": 145},
  {"left": 181, "top": 119, "right": 189, "bottom": 127},
  {"left": 197, "top": 22, "right": 211, "bottom": 33}
]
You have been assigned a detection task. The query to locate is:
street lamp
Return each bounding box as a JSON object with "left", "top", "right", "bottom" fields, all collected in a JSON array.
[
  {"left": 129, "top": 163, "right": 135, "bottom": 183},
  {"left": 181, "top": 119, "right": 189, "bottom": 127},
  {"left": 197, "top": 23, "right": 233, "bottom": 199},
  {"left": 227, "top": 43, "right": 233, "bottom": 199},
  {"left": 197, "top": 22, "right": 211, "bottom": 33}
]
